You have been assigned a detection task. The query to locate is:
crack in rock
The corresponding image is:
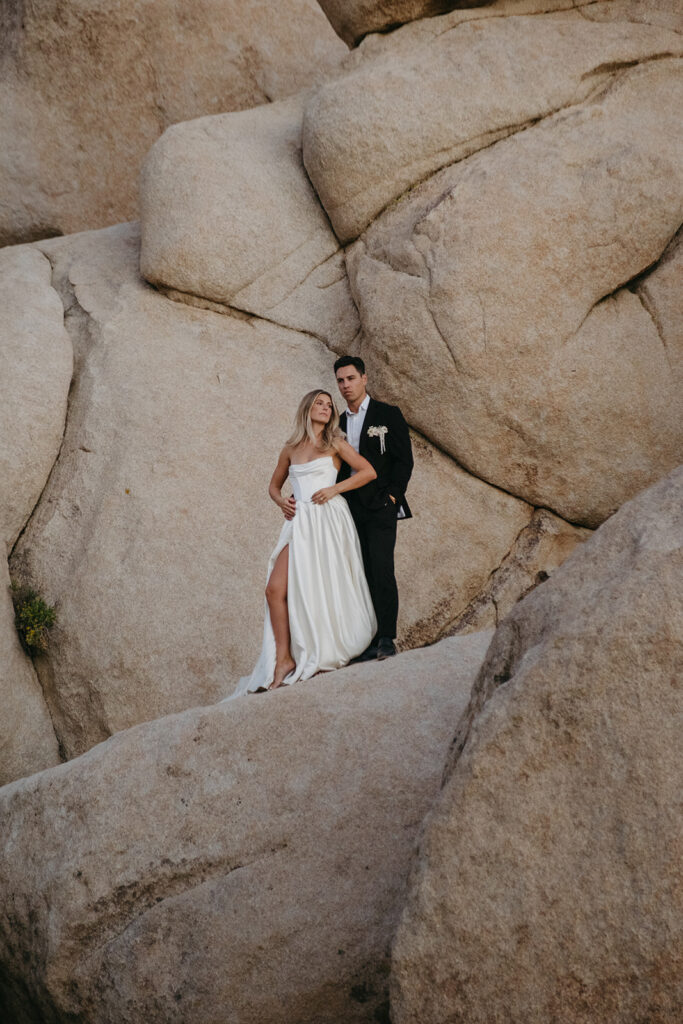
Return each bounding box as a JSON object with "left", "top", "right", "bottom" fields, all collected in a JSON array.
[
  {"left": 78, "top": 840, "right": 290, "bottom": 963},
  {"left": 156, "top": 282, "right": 333, "bottom": 349}
]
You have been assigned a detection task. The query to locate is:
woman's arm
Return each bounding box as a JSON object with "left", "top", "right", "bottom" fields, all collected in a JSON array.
[
  {"left": 311, "top": 440, "right": 376, "bottom": 504},
  {"left": 269, "top": 447, "right": 296, "bottom": 519},
  {"left": 335, "top": 440, "right": 377, "bottom": 493}
]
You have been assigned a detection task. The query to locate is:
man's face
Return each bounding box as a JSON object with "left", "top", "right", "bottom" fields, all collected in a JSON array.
[{"left": 336, "top": 365, "right": 368, "bottom": 406}]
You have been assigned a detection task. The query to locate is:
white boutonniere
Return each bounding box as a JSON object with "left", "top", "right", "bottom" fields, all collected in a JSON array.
[{"left": 367, "top": 425, "right": 389, "bottom": 454}]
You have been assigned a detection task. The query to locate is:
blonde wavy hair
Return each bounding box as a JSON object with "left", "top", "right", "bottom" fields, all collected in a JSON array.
[{"left": 286, "top": 390, "right": 344, "bottom": 453}]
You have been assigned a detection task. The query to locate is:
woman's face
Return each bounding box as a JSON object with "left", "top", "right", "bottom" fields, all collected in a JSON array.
[{"left": 309, "top": 392, "right": 333, "bottom": 425}]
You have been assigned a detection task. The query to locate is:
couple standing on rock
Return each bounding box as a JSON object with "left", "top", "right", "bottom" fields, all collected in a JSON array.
[{"left": 228, "top": 356, "right": 414, "bottom": 697}]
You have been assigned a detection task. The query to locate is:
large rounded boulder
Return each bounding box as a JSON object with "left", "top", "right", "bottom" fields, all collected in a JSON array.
[
  {"left": 0, "top": 0, "right": 346, "bottom": 245},
  {"left": 0, "top": 632, "right": 491, "bottom": 1024},
  {"left": 391, "top": 467, "right": 683, "bottom": 1023},
  {"left": 347, "top": 61, "right": 683, "bottom": 525}
]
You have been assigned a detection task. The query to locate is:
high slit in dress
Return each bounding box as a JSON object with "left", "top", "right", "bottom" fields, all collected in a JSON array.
[{"left": 227, "top": 456, "right": 376, "bottom": 697}]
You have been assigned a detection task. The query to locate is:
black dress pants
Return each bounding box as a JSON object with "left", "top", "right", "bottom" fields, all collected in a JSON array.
[{"left": 349, "top": 500, "right": 398, "bottom": 640}]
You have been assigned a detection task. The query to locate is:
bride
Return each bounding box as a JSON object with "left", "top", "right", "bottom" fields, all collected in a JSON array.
[{"left": 228, "top": 389, "right": 378, "bottom": 697}]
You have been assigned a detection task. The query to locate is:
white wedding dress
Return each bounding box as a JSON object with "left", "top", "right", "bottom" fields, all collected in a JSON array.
[{"left": 228, "top": 456, "right": 376, "bottom": 697}]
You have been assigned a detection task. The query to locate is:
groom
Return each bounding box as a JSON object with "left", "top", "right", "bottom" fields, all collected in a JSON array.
[{"left": 335, "top": 356, "right": 414, "bottom": 661}]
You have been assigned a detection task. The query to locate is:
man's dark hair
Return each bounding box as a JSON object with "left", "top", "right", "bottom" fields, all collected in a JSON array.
[{"left": 334, "top": 355, "right": 366, "bottom": 376}]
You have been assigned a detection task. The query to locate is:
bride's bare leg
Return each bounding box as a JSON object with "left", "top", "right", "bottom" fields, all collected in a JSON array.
[{"left": 265, "top": 546, "right": 295, "bottom": 689}]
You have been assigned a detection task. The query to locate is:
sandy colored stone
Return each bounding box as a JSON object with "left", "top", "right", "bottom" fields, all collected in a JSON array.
[
  {"left": 0, "top": 562, "right": 61, "bottom": 787},
  {"left": 0, "top": 246, "right": 72, "bottom": 552},
  {"left": 0, "top": 631, "right": 492, "bottom": 1024},
  {"left": 304, "top": 10, "right": 682, "bottom": 242},
  {"left": 349, "top": 61, "right": 683, "bottom": 525},
  {"left": 578, "top": 0, "right": 683, "bottom": 33},
  {"left": 6, "top": 223, "right": 532, "bottom": 761},
  {"left": 391, "top": 468, "right": 683, "bottom": 1024},
  {"left": 396, "top": 433, "right": 532, "bottom": 649},
  {"left": 633, "top": 228, "right": 683, "bottom": 386},
  {"left": 317, "top": 0, "right": 461, "bottom": 46},
  {"left": 316, "top": 0, "right": 610, "bottom": 47},
  {"left": 140, "top": 96, "right": 359, "bottom": 349},
  {"left": 438, "top": 508, "right": 591, "bottom": 637},
  {"left": 0, "top": 0, "right": 346, "bottom": 246},
  {"left": 0, "top": 243, "right": 69, "bottom": 781},
  {"left": 337, "top": 0, "right": 682, "bottom": 61}
]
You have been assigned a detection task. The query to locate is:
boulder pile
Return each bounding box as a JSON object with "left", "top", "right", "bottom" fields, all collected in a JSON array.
[{"left": 0, "top": 0, "right": 680, "bottom": 1020}]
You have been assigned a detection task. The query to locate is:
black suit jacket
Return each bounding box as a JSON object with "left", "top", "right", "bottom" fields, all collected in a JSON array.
[{"left": 338, "top": 397, "right": 413, "bottom": 519}]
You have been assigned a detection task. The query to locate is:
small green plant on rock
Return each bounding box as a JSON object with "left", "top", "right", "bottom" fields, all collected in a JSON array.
[{"left": 10, "top": 580, "right": 57, "bottom": 655}]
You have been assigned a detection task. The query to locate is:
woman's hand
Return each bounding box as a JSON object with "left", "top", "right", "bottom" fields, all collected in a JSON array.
[
  {"left": 269, "top": 448, "right": 296, "bottom": 518},
  {"left": 279, "top": 495, "right": 297, "bottom": 519},
  {"left": 311, "top": 486, "right": 338, "bottom": 505}
]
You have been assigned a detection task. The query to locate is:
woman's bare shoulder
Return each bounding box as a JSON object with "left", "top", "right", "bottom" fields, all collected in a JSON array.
[{"left": 278, "top": 444, "right": 295, "bottom": 464}]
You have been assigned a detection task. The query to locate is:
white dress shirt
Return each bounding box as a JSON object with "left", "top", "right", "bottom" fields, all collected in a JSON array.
[
  {"left": 344, "top": 393, "right": 370, "bottom": 453},
  {"left": 344, "top": 394, "right": 370, "bottom": 474}
]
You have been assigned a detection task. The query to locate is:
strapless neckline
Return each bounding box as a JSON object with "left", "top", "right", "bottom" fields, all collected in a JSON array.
[{"left": 289, "top": 456, "right": 335, "bottom": 470}]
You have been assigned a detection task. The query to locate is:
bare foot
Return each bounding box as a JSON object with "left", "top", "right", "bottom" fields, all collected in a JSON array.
[{"left": 269, "top": 658, "right": 295, "bottom": 690}]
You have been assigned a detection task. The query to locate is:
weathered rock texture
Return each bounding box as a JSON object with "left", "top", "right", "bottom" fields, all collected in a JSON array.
[
  {"left": 330, "top": 0, "right": 683, "bottom": 53},
  {"left": 4, "top": 223, "right": 554, "bottom": 763},
  {"left": 0, "top": 0, "right": 346, "bottom": 245},
  {"left": 0, "top": 562, "right": 61, "bottom": 787},
  {"left": 394, "top": 434, "right": 535, "bottom": 648},
  {"left": 348, "top": 59, "right": 683, "bottom": 525},
  {"left": 633, "top": 227, "right": 683, "bottom": 386},
  {"left": 304, "top": 10, "right": 683, "bottom": 242},
  {"left": 317, "top": 0, "right": 466, "bottom": 46},
  {"left": 316, "top": 0, "right": 613, "bottom": 48},
  {"left": 391, "top": 467, "right": 683, "bottom": 1024},
  {"left": 0, "top": 244, "right": 70, "bottom": 785},
  {"left": 140, "top": 96, "right": 359, "bottom": 349},
  {"left": 0, "top": 245, "right": 72, "bottom": 552},
  {"left": 438, "top": 508, "right": 591, "bottom": 638},
  {"left": 0, "top": 631, "right": 492, "bottom": 1024}
]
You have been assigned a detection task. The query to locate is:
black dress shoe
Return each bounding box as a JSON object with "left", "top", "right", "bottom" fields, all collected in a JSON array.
[
  {"left": 377, "top": 637, "right": 397, "bottom": 661},
  {"left": 355, "top": 642, "right": 379, "bottom": 662}
]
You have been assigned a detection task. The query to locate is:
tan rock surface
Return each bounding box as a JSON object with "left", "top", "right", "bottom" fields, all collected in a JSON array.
[
  {"left": 0, "top": 0, "right": 346, "bottom": 245},
  {"left": 391, "top": 468, "right": 683, "bottom": 1024},
  {"left": 316, "top": 0, "right": 610, "bottom": 48},
  {"left": 304, "top": 10, "right": 682, "bottom": 242},
  {"left": 140, "top": 97, "right": 359, "bottom": 349},
  {"left": 6, "top": 223, "right": 537, "bottom": 761},
  {"left": 633, "top": 227, "right": 683, "bottom": 386},
  {"left": 0, "top": 245, "right": 69, "bottom": 784},
  {"left": 0, "top": 631, "right": 492, "bottom": 1024},
  {"left": 339, "top": 0, "right": 683, "bottom": 59},
  {"left": 349, "top": 61, "right": 683, "bottom": 525},
  {"left": 395, "top": 433, "right": 532, "bottom": 649},
  {"left": 438, "top": 508, "right": 591, "bottom": 637},
  {"left": 0, "top": 246, "right": 72, "bottom": 552},
  {"left": 0, "top": 562, "right": 61, "bottom": 787},
  {"left": 317, "top": 0, "right": 462, "bottom": 46},
  {"left": 578, "top": 0, "right": 683, "bottom": 33}
]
